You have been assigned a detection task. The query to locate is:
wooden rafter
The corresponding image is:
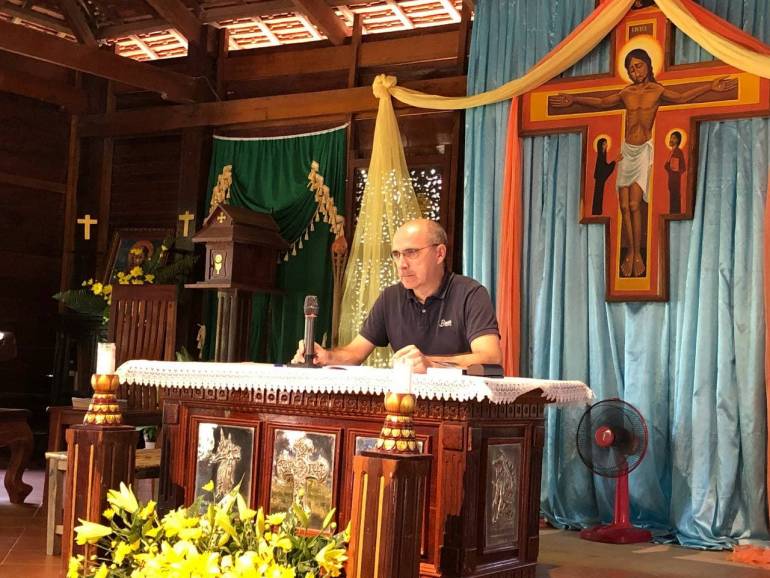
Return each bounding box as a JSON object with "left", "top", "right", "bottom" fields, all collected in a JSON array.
[
  {"left": 290, "top": 0, "right": 349, "bottom": 45},
  {"left": 223, "top": 29, "right": 458, "bottom": 81},
  {"left": 58, "top": 0, "right": 97, "bottom": 46},
  {"left": 0, "top": 20, "right": 203, "bottom": 102},
  {"left": 0, "top": 4, "right": 71, "bottom": 34},
  {"left": 200, "top": 1, "right": 294, "bottom": 24},
  {"left": 0, "top": 65, "right": 87, "bottom": 111},
  {"left": 79, "top": 75, "right": 466, "bottom": 137},
  {"left": 97, "top": 17, "right": 167, "bottom": 40},
  {"left": 143, "top": 0, "right": 202, "bottom": 44}
]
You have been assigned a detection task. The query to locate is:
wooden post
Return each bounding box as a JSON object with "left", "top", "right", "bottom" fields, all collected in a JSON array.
[
  {"left": 214, "top": 288, "right": 252, "bottom": 361},
  {"left": 347, "top": 452, "right": 430, "bottom": 578},
  {"left": 347, "top": 390, "right": 430, "bottom": 578},
  {"left": 60, "top": 373, "right": 138, "bottom": 574}
]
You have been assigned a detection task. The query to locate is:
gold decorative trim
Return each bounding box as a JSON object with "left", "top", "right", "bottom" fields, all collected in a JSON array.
[
  {"left": 375, "top": 393, "right": 419, "bottom": 454},
  {"left": 208, "top": 164, "right": 233, "bottom": 216},
  {"left": 281, "top": 160, "right": 344, "bottom": 262},
  {"left": 373, "top": 474, "right": 386, "bottom": 578},
  {"left": 83, "top": 374, "right": 123, "bottom": 425},
  {"left": 355, "top": 472, "right": 369, "bottom": 578}
]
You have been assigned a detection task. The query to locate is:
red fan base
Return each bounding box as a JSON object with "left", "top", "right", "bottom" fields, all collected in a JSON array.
[{"left": 580, "top": 470, "right": 652, "bottom": 544}]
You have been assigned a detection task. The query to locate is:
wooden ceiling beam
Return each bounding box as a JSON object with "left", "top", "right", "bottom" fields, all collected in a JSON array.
[
  {"left": 224, "top": 29, "right": 458, "bottom": 81},
  {"left": 0, "top": 20, "right": 203, "bottom": 102},
  {"left": 97, "top": 2, "right": 293, "bottom": 40},
  {"left": 97, "top": 18, "right": 168, "bottom": 39},
  {"left": 200, "top": 1, "right": 295, "bottom": 23},
  {"left": 290, "top": 0, "right": 349, "bottom": 45},
  {"left": 0, "top": 66, "right": 87, "bottom": 111},
  {"left": 143, "top": 0, "right": 202, "bottom": 44},
  {"left": 0, "top": 4, "right": 71, "bottom": 34},
  {"left": 58, "top": 0, "right": 98, "bottom": 46},
  {"left": 79, "top": 75, "right": 466, "bottom": 137}
]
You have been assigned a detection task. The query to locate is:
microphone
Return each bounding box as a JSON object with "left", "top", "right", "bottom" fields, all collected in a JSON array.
[{"left": 302, "top": 295, "right": 319, "bottom": 368}]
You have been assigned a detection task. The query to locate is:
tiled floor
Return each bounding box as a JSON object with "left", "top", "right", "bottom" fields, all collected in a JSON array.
[{"left": 0, "top": 468, "right": 767, "bottom": 577}]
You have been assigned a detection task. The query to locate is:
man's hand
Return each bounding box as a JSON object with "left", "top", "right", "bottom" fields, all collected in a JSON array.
[
  {"left": 711, "top": 76, "right": 737, "bottom": 92},
  {"left": 391, "top": 344, "right": 432, "bottom": 374},
  {"left": 548, "top": 93, "right": 573, "bottom": 108},
  {"left": 291, "top": 339, "right": 329, "bottom": 366}
]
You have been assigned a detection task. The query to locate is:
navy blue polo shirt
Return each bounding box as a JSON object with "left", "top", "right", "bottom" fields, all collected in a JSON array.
[{"left": 359, "top": 272, "right": 500, "bottom": 355}]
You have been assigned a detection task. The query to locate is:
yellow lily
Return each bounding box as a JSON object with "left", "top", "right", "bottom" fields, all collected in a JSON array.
[
  {"left": 74, "top": 519, "right": 112, "bottom": 545},
  {"left": 107, "top": 482, "right": 139, "bottom": 514}
]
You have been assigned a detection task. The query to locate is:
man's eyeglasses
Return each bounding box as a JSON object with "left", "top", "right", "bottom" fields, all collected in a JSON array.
[{"left": 390, "top": 244, "right": 439, "bottom": 261}]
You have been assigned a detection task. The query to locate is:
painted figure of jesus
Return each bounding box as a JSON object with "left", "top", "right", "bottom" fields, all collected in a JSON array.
[{"left": 549, "top": 49, "right": 736, "bottom": 277}]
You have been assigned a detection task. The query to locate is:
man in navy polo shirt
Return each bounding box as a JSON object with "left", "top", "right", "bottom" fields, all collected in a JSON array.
[{"left": 292, "top": 219, "right": 501, "bottom": 373}]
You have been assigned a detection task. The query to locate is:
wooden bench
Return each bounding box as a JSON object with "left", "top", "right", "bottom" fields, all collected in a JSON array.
[
  {"left": 0, "top": 408, "right": 33, "bottom": 504},
  {"left": 45, "top": 448, "right": 161, "bottom": 556}
]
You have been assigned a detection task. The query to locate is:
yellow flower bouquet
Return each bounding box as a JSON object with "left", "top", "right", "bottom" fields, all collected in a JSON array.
[
  {"left": 54, "top": 236, "right": 196, "bottom": 323},
  {"left": 68, "top": 481, "right": 349, "bottom": 578}
]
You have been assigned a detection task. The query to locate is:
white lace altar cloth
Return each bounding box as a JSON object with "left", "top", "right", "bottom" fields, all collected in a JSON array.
[{"left": 117, "top": 361, "right": 593, "bottom": 405}]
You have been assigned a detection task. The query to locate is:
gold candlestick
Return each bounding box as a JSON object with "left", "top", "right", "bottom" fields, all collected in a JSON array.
[
  {"left": 83, "top": 374, "right": 123, "bottom": 426},
  {"left": 375, "top": 391, "right": 419, "bottom": 454}
]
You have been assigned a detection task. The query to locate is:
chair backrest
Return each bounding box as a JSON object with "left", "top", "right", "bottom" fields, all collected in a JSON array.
[
  {"left": 108, "top": 285, "right": 177, "bottom": 410},
  {"left": 108, "top": 284, "right": 178, "bottom": 365}
]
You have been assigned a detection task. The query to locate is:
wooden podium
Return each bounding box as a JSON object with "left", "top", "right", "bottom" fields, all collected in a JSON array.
[{"left": 186, "top": 204, "right": 288, "bottom": 361}]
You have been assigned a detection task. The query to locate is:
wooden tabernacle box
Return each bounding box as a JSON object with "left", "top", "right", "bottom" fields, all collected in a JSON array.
[{"left": 187, "top": 204, "right": 288, "bottom": 293}]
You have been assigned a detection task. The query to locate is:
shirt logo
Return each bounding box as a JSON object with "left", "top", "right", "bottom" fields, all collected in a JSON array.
[{"left": 439, "top": 319, "right": 453, "bottom": 328}]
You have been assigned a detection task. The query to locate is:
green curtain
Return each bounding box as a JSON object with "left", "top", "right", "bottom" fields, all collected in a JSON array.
[{"left": 204, "top": 127, "right": 346, "bottom": 363}]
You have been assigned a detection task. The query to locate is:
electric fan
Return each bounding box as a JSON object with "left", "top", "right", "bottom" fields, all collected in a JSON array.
[{"left": 575, "top": 398, "right": 652, "bottom": 544}]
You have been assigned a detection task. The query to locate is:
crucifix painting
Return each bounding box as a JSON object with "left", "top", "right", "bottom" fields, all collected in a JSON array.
[{"left": 521, "top": 4, "right": 770, "bottom": 301}]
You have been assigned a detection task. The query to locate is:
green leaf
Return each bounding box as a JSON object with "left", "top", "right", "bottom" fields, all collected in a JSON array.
[{"left": 292, "top": 502, "right": 309, "bottom": 528}]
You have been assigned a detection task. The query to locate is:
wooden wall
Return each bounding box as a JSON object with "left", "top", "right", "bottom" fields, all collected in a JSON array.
[
  {"left": 0, "top": 20, "right": 468, "bottom": 412},
  {"left": 0, "top": 90, "right": 69, "bottom": 407}
]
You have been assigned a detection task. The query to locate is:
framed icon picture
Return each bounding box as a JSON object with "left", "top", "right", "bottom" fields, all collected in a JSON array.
[
  {"left": 268, "top": 428, "right": 337, "bottom": 529},
  {"left": 194, "top": 421, "right": 255, "bottom": 502},
  {"left": 103, "top": 227, "right": 171, "bottom": 285}
]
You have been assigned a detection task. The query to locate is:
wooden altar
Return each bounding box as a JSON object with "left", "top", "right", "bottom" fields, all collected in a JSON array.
[{"left": 118, "top": 362, "right": 591, "bottom": 578}]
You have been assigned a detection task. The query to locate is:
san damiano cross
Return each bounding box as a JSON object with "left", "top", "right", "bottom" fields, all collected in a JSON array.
[
  {"left": 521, "top": 4, "right": 770, "bottom": 301},
  {"left": 275, "top": 437, "right": 330, "bottom": 510}
]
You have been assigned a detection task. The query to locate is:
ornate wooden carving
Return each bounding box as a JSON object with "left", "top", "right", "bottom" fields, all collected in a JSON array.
[{"left": 155, "top": 386, "right": 548, "bottom": 577}]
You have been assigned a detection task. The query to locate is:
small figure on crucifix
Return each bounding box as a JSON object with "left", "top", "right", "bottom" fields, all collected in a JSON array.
[
  {"left": 550, "top": 49, "right": 736, "bottom": 277},
  {"left": 665, "top": 130, "right": 686, "bottom": 214},
  {"left": 591, "top": 137, "right": 620, "bottom": 216}
]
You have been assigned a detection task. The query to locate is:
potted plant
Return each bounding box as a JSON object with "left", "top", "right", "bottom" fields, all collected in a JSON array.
[
  {"left": 139, "top": 426, "right": 158, "bottom": 449},
  {"left": 68, "top": 482, "right": 349, "bottom": 578}
]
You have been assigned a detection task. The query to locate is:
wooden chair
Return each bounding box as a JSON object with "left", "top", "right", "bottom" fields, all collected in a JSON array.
[
  {"left": 0, "top": 408, "right": 33, "bottom": 504},
  {"left": 108, "top": 284, "right": 177, "bottom": 410}
]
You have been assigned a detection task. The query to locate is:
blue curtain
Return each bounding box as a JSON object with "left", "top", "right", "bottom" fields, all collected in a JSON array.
[
  {"left": 463, "top": 0, "right": 604, "bottom": 299},
  {"left": 466, "top": 0, "right": 770, "bottom": 548}
]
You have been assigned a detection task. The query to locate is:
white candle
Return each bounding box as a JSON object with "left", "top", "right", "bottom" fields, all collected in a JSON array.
[
  {"left": 96, "top": 342, "right": 116, "bottom": 375},
  {"left": 391, "top": 358, "right": 413, "bottom": 394}
]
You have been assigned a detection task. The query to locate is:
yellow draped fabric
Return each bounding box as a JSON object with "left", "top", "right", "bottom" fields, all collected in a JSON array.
[
  {"left": 380, "top": 0, "right": 770, "bottom": 111},
  {"left": 338, "top": 77, "right": 422, "bottom": 367},
  {"left": 387, "top": 0, "right": 635, "bottom": 110},
  {"left": 655, "top": 0, "right": 770, "bottom": 78}
]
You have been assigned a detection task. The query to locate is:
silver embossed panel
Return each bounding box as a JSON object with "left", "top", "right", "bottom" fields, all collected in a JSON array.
[{"left": 485, "top": 442, "right": 522, "bottom": 550}]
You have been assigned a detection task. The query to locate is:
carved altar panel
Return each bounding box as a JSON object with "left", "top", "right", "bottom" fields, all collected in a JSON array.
[
  {"left": 483, "top": 440, "right": 523, "bottom": 552},
  {"left": 188, "top": 416, "right": 259, "bottom": 504},
  {"left": 263, "top": 424, "right": 341, "bottom": 530}
]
